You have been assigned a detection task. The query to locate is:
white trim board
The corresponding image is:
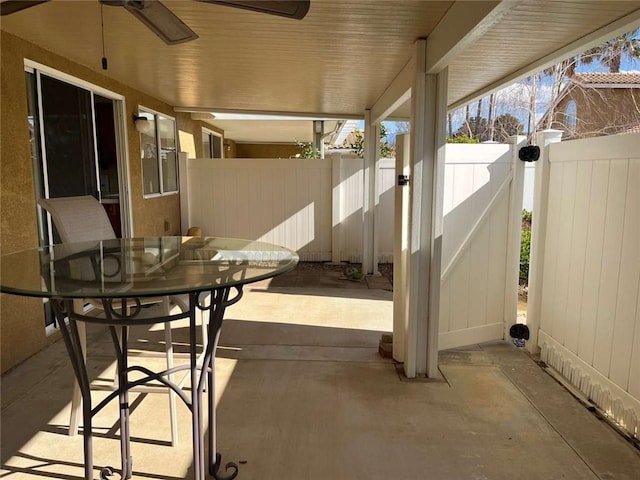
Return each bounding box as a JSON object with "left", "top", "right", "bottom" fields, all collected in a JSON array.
[
  {"left": 539, "top": 330, "right": 640, "bottom": 439},
  {"left": 24, "top": 59, "right": 124, "bottom": 100},
  {"left": 549, "top": 133, "right": 640, "bottom": 163}
]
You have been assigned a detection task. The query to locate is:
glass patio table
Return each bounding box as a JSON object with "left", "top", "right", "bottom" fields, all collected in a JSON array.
[{"left": 0, "top": 236, "right": 298, "bottom": 480}]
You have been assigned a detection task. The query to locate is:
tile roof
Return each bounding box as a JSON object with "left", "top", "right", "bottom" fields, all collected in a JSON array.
[
  {"left": 619, "top": 124, "right": 640, "bottom": 134},
  {"left": 572, "top": 72, "right": 640, "bottom": 85}
]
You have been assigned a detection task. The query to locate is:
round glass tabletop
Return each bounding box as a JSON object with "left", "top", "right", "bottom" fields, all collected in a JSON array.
[{"left": 0, "top": 237, "right": 298, "bottom": 299}]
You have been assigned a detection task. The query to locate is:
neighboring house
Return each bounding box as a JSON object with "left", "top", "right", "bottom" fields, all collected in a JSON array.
[{"left": 541, "top": 72, "right": 640, "bottom": 139}]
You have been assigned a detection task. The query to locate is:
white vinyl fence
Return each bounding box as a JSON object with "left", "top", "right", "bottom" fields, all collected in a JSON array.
[
  {"left": 181, "top": 143, "right": 522, "bottom": 354},
  {"left": 179, "top": 146, "right": 518, "bottom": 269},
  {"left": 438, "top": 142, "right": 522, "bottom": 350},
  {"left": 531, "top": 133, "right": 640, "bottom": 439},
  {"left": 334, "top": 155, "right": 363, "bottom": 262},
  {"left": 337, "top": 156, "right": 396, "bottom": 263},
  {"left": 179, "top": 154, "right": 397, "bottom": 263},
  {"left": 180, "top": 158, "right": 333, "bottom": 261}
]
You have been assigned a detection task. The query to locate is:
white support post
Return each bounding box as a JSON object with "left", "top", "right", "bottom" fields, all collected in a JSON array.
[
  {"left": 404, "top": 40, "right": 446, "bottom": 378},
  {"left": 404, "top": 40, "right": 428, "bottom": 378},
  {"left": 372, "top": 123, "right": 381, "bottom": 276},
  {"left": 526, "top": 130, "right": 563, "bottom": 354},
  {"left": 362, "top": 110, "right": 379, "bottom": 274},
  {"left": 178, "top": 151, "right": 190, "bottom": 234},
  {"left": 427, "top": 68, "right": 447, "bottom": 376},
  {"left": 503, "top": 135, "right": 527, "bottom": 341},
  {"left": 393, "top": 134, "right": 411, "bottom": 363},
  {"left": 330, "top": 152, "right": 342, "bottom": 264}
]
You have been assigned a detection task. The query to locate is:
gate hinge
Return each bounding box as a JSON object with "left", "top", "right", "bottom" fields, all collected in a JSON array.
[{"left": 397, "top": 175, "right": 410, "bottom": 186}]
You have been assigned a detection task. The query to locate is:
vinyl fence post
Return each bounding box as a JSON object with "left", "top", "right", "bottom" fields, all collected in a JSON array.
[
  {"left": 527, "top": 129, "right": 563, "bottom": 353},
  {"left": 330, "top": 152, "right": 342, "bottom": 264},
  {"left": 503, "top": 135, "right": 527, "bottom": 340}
]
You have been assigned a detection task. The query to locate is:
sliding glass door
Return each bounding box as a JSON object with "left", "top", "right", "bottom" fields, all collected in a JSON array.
[
  {"left": 40, "top": 74, "right": 99, "bottom": 198},
  {"left": 25, "top": 65, "right": 129, "bottom": 328}
]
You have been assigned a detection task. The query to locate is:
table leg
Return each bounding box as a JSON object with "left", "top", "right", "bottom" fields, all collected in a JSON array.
[
  {"left": 54, "top": 298, "right": 136, "bottom": 480},
  {"left": 190, "top": 293, "right": 204, "bottom": 480},
  {"left": 201, "top": 287, "right": 242, "bottom": 480},
  {"left": 53, "top": 299, "right": 95, "bottom": 480},
  {"left": 208, "top": 333, "right": 216, "bottom": 474},
  {"left": 110, "top": 325, "right": 133, "bottom": 479},
  {"left": 208, "top": 330, "right": 238, "bottom": 480}
]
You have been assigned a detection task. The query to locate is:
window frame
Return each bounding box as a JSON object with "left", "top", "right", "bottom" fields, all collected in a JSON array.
[
  {"left": 139, "top": 106, "right": 179, "bottom": 198},
  {"left": 202, "top": 127, "right": 224, "bottom": 159},
  {"left": 564, "top": 100, "right": 577, "bottom": 132}
]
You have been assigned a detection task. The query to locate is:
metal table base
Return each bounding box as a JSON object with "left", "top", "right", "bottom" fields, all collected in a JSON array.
[{"left": 51, "top": 286, "right": 243, "bottom": 480}]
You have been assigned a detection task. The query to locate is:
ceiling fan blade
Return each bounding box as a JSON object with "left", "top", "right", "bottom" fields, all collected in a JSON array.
[
  {"left": 199, "top": 0, "right": 310, "bottom": 20},
  {"left": 123, "top": 0, "right": 199, "bottom": 45},
  {"left": 1, "top": 0, "right": 50, "bottom": 16}
]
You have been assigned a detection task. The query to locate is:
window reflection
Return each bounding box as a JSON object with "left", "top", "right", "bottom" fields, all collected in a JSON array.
[{"left": 139, "top": 108, "right": 178, "bottom": 196}]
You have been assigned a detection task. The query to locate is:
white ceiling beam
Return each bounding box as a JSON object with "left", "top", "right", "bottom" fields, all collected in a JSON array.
[
  {"left": 426, "top": 1, "right": 513, "bottom": 74},
  {"left": 369, "top": 1, "right": 513, "bottom": 125},
  {"left": 175, "top": 106, "right": 362, "bottom": 121},
  {"left": 190, "top": 112, "right": 216, "bottom": 121},
  {"left": 370, "top": 55, "right": 415, "bottom": 125},
  {"left": 448, "top": 8, "right": 640, "bottom": 111}
]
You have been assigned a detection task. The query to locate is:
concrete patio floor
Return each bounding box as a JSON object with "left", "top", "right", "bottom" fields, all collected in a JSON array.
[{"left": 2, "top": 265, "right": 639, "bottom": 479}]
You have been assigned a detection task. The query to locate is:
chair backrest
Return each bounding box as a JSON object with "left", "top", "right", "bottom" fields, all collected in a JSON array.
[{"left": 38, "top": 195, "right": 116, "bottom": 243}]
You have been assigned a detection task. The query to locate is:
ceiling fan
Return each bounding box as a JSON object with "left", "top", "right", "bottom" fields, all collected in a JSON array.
[{"left": 0, "top": 0, "right": 311, "bottom": 45}]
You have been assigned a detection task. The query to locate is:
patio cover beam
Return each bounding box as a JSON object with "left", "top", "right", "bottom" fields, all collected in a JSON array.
[
  {"left": 369, "top": 1, "right": 509, "bottom": 126},
  {"left": 370, "top": 57, "right": 414, "bottom": 126},
  {"left": 174, "top": 107, "right": 363, "bottom": 121},
  {"left": 425, "top": 1, "right": 510, "bottom": 74}
]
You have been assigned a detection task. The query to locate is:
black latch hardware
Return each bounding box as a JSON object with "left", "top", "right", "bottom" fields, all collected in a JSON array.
[
  {"left": 398, "top": 175, "right": 410, "bottom": 186},
  {"left": 519, "top": 145, "right": 540, "bottom": 162}
]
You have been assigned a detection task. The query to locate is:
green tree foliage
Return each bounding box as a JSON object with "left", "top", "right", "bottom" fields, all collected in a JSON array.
[
  {"left": 349, "top": 124, "right": 395, "bottom": 158},
  {"left": 581, "top": 28, "right": 640, "bottom": 73},
  {"left": 454, "top": 116, "right": 488, "bottom": 139},
  {"left": 291, "top": 141, "right": 321, "bottom": 159},
  {"left": 446, "top": 135, "right": 479, "bottom": 143},
  {"left": 493, "top": 113, "right": 524, "bottom": 142}
]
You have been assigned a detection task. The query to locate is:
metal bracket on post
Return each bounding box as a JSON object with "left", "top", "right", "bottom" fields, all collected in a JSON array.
[{"left": 397, "top": 174, "right": 410, "bottom": 186}]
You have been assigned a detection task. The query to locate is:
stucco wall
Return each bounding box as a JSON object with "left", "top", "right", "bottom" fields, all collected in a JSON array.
[
  {"left": 234, "top": 143, "right": 301, "bottom": 159},
  {"left": 552, "top": 86, "right": 640, "bottom": 138},
  {"left": 0, "top": 31, "right": 209, "bottom": 372},
  {"left": 0, "top": 32, "right": 45, "bottom": 372},
  {"left": 224, "top": 139, "right": 237, "bottom": 158}
]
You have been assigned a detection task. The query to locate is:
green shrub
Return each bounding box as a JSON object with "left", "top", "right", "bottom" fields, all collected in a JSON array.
[
  {"left": 520, "top": 209, "right": 532, "bottom": 285},
  {"left": 291, "top": 141, "right": 321, "bottom": 159},
  {"left": 446, "top": 135, "right": 479, "bottom": 144}
]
